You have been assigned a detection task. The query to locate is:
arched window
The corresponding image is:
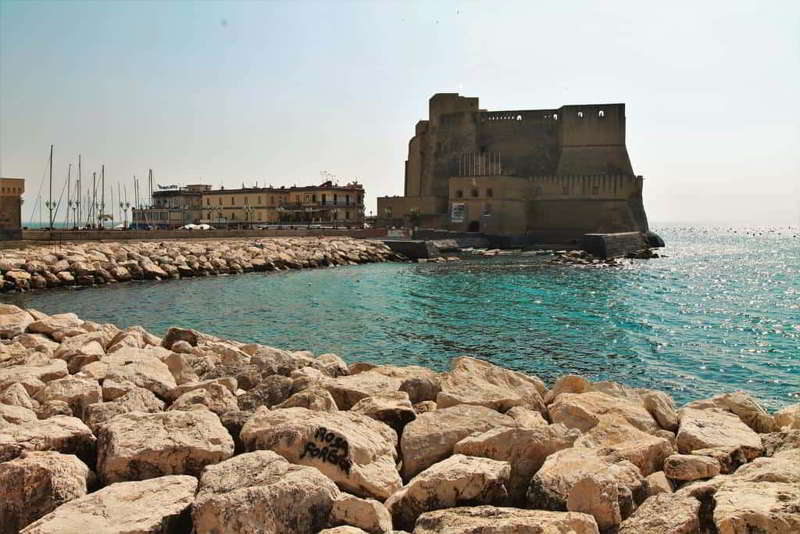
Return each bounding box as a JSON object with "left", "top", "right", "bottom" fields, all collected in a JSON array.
[
  {"left": 577, "top": 111, "right": 584, "bottom": 119},
  {"left": 516, "top": 114, "right": 522, "bottom": 121},
  {"left": 456, "top": 190, "right": 463, "bottom": 198},
  {"left": 486, "top": 188, "right": 493, "bottom": 198},
  {"left": 553, "top": 113, "right": 558, "bottom": 120},
  {"left": 598, "top": 110, "right": 605, "bottom": 118},
  {"left": 471, "top": 189, "right": 479, "bottom": 198}
]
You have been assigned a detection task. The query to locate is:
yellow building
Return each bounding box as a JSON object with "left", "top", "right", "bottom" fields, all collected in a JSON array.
[
  {"left": 133, "top": 181, "right": 365, "bottom": 229},
  {"left": 0, "top": 177, "right": 25, "bottom": 240}
]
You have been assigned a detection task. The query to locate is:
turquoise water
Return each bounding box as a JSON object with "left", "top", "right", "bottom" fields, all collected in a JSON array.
[{"left": 3, "top": 225, "right": 798, "bottom": 409}]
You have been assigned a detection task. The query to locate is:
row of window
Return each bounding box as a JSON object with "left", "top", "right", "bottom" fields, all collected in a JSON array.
[
  {"left": 200, "top": 193, "right": 362, "bottom": 207},
  {"left": 1, "top": 186, "right": 22, "bottom": 194},
  {"left": 455, "top": 188, "right": 493, "bottom": 199}
]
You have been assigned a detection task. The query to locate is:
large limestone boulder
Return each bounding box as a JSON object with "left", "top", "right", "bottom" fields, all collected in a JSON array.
[
  {"left": 350, "top": 391, "right": 416, "bottom": 435},
  {"left": 0, "top": 357, "right": 68, "bottom": 395},
  {"left": 505, "top": 405, "right": 548, "bottom": 428},
  {"left": 319, "top": 372, "right": 403, "bottom": 410},
  {"left": 0, "top": 451, "right": 92, "bottom": 534},
  {"left": 574, "top": 418, "right": 674, "bottom": 476},
  {"left": 329, "top": 493, "right": 393, "bottom": 534},
  {"left": 549, "top": 391, "right": 660, "bottom": 434},
  {"left": 169, "top": 383, "right": 238, "bottom": 415},
  {"left": 83, "top": 387, "right": 165, "bottom": 432},
  {"left": 385, "top": 454, "right": 511, "bottom": 530},
  {"left": 453, "top": 424, "right": 580, "bottom": 501},
  {"left": 368, "top": 364, "right": 441, "bottom": 403},
  {"left": 20, "top": 475, "right": 197, "bottom": 534},
  {"left": 663, "top": 453, "right": 721, "bottom": 481},
  {"left": 240, "top": 406, "right": 402, "bottom": 500},
  {"left": 34, "top": 376, "right": 101, "bottom": 419},
  {"left": 192, "top": 450, "right": 340, "bottom": 534},
  {"left": 774, "top": 403, "right": 800, "bottom": 430},
  {"left": 640, "top": 390, "right": 679, "bottom": 432},
  {"left": 617, "top": 493, "right": 701, "bottom": 534},
  {"left": 543, "top": 374, "right": 590, "bottom": 404},
  {"left": 685, "top": 391, "right": 775, "bottom": 433},
  {"left": 413, "top": 506, "right": 600, "bottom": 534},
  {"left": 0, "top": 416, "right": 95, "bottom": 463},
  {"left": 0, "top": 402, "right": 38, "bottom": 424},
  {"left": 400, "top": 404, "right": 515, "bottom": 480},
  {"left": 275, "top": 386, "right": 339, "bottom": 412},
  {"left": 676, "top": 407, "right": 763, "bottom": 460},
  {"left": 26, "top": 313, "right": 83, "bottom": 338},
  {"left": 0, "top": 382, "right": 37, "bottom": 410},
  {"left": 0, "top": 304, "right": 33, "bottom": 338},
  {"left": 436, "top": 356, "right": 546, "bottom": 414},
  {"left": 100, "top": 347, "right": 178, "bottom": 400},
  {"left": 528, "top": 447, "right": 646, "bottom": 531},
  {"left": 237, "top": 375, "right": 293, "bottom": 410},
  {"left": 96, "top": 409, "right": 234, "bottom": 483}
]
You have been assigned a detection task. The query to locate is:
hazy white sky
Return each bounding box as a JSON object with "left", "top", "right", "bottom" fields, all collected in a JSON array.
[{"left": 1, "top": 0, "right": 798, "bottom": 224}]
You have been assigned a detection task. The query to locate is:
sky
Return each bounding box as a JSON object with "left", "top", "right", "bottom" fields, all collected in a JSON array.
[{"left": 1, "top": 0, "right": 798, "bottom": 225}]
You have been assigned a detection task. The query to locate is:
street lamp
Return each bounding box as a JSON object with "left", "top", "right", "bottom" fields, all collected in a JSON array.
[{"left": 44, "top": 200, "right": 57, "bottom": 229}]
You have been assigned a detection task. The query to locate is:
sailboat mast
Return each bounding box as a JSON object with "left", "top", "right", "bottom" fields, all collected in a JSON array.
[
  {"left": 101, "top": 164, "right": 105, "bottom": 229},
  {"left": 78, "top": 155, "right": 82, "bottom": 228},
  {"left": 66, "top": 163, "right": 71, "bottom": 228},
  {"left": 48, "top": 145, "right": 53, "bottom": 229}
]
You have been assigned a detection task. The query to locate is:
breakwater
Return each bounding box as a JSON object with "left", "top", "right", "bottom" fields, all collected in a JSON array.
[
  {"left": 0, "top": 306, "right": 798, "bottom": 533},
  {"left": 0, "top": 238, "right": 402, "bottom": 292}
]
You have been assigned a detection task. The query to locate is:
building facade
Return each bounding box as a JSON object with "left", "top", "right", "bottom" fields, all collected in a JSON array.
[
  {"left": 0, "top": 178, "right": 24, "bottom": 240},
  {"left": 377, "top": 93, "right": 650, "bottom": 242},
  {"left": 133, "top": 181, "right": 364, "bottom": 229}
]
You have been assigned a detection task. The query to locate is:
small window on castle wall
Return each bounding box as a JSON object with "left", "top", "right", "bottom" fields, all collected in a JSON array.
[
  {"left": 471, "top": 189, "right": 478, "bottom": 198},
  {"left": 486, "top": 188, "right": 493, "bottom": 198},
  {"left": 577, "top": 111, "right": 584, "bottom": 119},
  {"left": 516, "top": 115, "right": 522, "bottom": 121},
  {"left": 598, "top": 110, "right": 605, "bottom": 118},
  {"left": 456, "top": 190, "right": 463, "bottom": 198},
  {"left": 553, "top": 113, "right": 558, "bottom": 120}
]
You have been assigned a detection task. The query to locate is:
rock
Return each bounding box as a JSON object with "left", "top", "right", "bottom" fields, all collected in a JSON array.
[
  {"left": 0, "top": 416, "right": 95, "bottom": 463},
  {"left": 528, "top": 447, "right": 646, "bottom": 530},
  {"left": 321, "top": 372, "right": 403, "bottom": 410},
  {"left": 543, "top": 374, "right": 590, "bottom": 404},
  {"left": 437, "top": 356, "right": 546, "bottom": 414},
  {"left": 169, "top": 383, "right": 238, "bottom": 415},
  {"left": 505, "top": 405, "right": 548, "bottom": 428},
  {"left": 617, "top": 493, "right": 701, "bottom": 534},
  {"left": 644, "top": 471, "right": 672, "bottom": 496},
  {"left": 83, "top": 387, "right": 165, "bottom": 432},
  {"left": 330, "top": 493, "right": 393, "bottom": 534},
  {"left": 238, "top": 375, "right": 293, "bottom": 410},
  {"left": 774, "top": 403, "right": 800, "bottom": 430},
  {"left": 0, "top": 358, "right": 68, "bottom": 395},
  {"left": 241, "top": 406, "right": 402, "bottom": 500},
  {"left": 413, "top": 400, "right": 437, "bottom": 414},
  {"left": 34, "top": 376, "right": 101, "bottom": 420},
  {"left": 0, "top": 402, "right": 38, "bottom": 424},
  {"left": 35, "top": 400, "right": 72, "bottom": 419},
  {"left": 549, "top": 391, "right": 660, "bottom": 434},
  {"left": 385, "top": 454, "right": 511, "bottom": 530},
  {"left": 96, "top": 409, "right": 234, "bottom": 483},
  {"left": 400, "top": 404, "right": 515, "bottom": 480},
  {"left": 676, "top": 407, "right": 763, "bottom": 460},
  {"left": 26, "top": 313, "right": 83, "bottom": 337},
  {"left": 275, "top": 386, "right": 339, "bottom": 412},
  {"left": 20, "top": 475, "right": 197, "bottom": 534},
  {"left": 0, "top": 451, "right": 92, "bottom": 534},
  {"left": 101, "top": 348, "right": 177, "bottom": 400},
  {"left": 162, "top": 352, "right": 199, "bottom": 385},
  {"left": 692, "top": 446, "right": 748, "bottom": 474},
  {"left": 574, "top": 418, "right": 674, "bottom": 476},
  {"left": 319, "top": 527, "right": 369, "bottom": 534},
  {"left": 370, "top": 365, "right": 441, "bottom": 403},
  {"left": 641, "top": 390, "right": 679, "bottom": 432},
  {"left": 453, "top": 424, "right": 580, "bottom": 502},
  {"left": 162, "top": 327, "right": 198, "bottom": 349},
  {"left": 685, "top": 391, "right": 775, "bottom": 433},
  {"left": 663, "top": 453, "right": 721, "bottom": 481},
  {"left": 316, "top": 353, "right": 350, "bottom": 377},
  {"left": 192, "top": 450, "right": 339, "bottom": 534},
  {"left": 0, "top": 382, "right": 37, "bottom": 410},
  {"left": 413, "top": 506, "right": 600, "bottom": 534},
  {"left": 171, "top": 340, "right": 193, "bottom": 354},
  {"left": 0, "top": 304, "right": 33, "bottom": 339},
  {"left": 350, "top": 391, "right": 416, "bottom": 435},
  {"left": 762, "top": 429, "right": 800, "bottom": 456}
]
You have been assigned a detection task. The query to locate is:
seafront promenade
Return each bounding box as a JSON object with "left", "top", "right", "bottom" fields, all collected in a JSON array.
[
  {"left": 0, "top": 305, "right": 798, "bottom": 533},
  {"left": 0, "top": 237, "right": 402, "bottom": 293}
]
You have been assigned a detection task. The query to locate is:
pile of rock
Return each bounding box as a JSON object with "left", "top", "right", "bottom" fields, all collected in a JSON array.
[
  {"left": 1, "top": 304, "right": 798, "bottom": 533},
  {"left": 548, "top": 249, "right": 625, "bottom": 267},
  {"left": 0, "top": 238, "right": 402, "bottom": 293}
]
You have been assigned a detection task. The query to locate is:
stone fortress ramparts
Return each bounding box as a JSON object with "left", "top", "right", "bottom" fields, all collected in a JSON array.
[{"left": 378, "top": 93, "right": 651, "bottom": 243}]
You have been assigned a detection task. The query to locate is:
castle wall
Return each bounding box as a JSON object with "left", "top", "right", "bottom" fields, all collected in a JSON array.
[{"left": 0, "top": 178, "right": 24, "bottom": 240}]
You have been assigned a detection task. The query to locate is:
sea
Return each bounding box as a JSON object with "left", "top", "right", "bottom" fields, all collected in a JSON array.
[{"left": 3, "top": 224, "right": 798, "bottom": 410}]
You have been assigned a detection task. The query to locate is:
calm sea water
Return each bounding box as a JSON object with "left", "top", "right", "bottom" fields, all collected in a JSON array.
[{"left": 3, "top": 224, "right": 798, "bottom": 409}]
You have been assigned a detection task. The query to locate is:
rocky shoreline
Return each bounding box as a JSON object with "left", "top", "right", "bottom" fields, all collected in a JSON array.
[
  {"left": 1, "top": 305, "right": 798, "bottom": 533},
  {"left": 0, "top": 238, "right": 403, "bottom": 293}
]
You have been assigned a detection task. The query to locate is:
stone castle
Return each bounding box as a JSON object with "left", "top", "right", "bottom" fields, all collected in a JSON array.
[{"left": 378, "top": 93, "right": 650, "bottom": 243}]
